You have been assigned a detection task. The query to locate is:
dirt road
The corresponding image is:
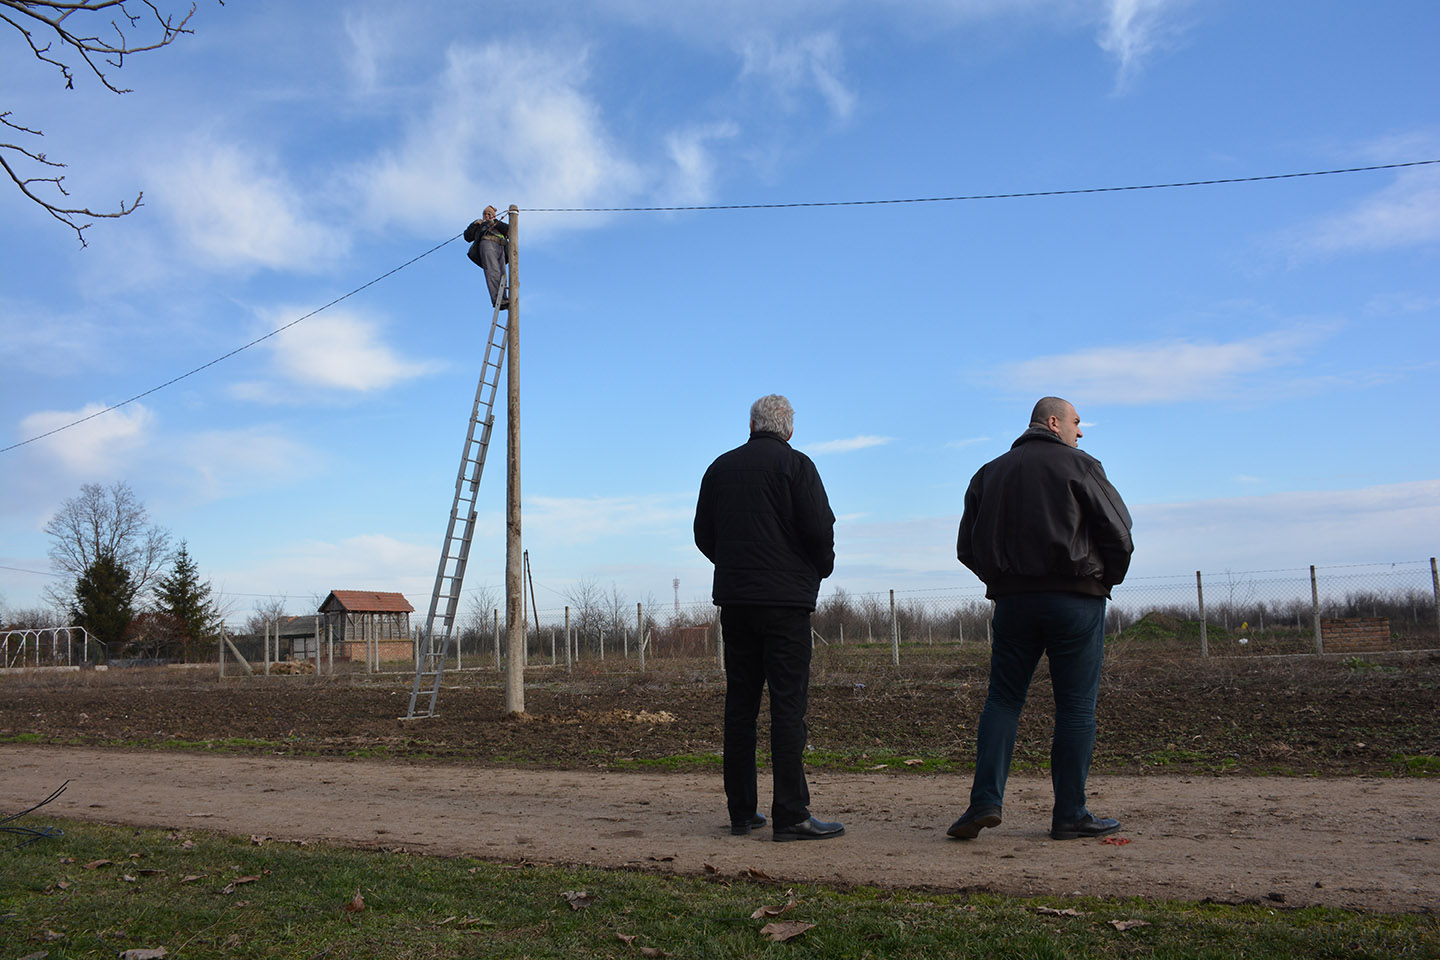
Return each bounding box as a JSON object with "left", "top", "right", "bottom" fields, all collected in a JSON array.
[{"left": 2, "top": 745, "right": 1435, "bottom": 913}]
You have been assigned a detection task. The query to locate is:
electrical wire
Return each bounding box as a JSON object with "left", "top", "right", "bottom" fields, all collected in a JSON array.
[
  {"left": 3, "top": 158, "right": 1435, "bottom": 455},
  {"left": 524, "top": 160, "right": 1440, "bottom": 212}
]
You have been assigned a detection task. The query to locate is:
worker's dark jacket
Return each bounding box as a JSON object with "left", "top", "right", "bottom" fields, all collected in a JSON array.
[
  {"left": 694, "top": 431, "right": 836, "bottom": 610},
  {"left": 463, "top": 217, "right": 508, "bottom": 266},
  {"left": 957, "top": 426, "right": 1133, "bottom": 599}
]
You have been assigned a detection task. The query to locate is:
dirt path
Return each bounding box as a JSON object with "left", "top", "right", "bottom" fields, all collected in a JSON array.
[{"left": 2, "top": 745, "right": 1435, "bottom": 913}]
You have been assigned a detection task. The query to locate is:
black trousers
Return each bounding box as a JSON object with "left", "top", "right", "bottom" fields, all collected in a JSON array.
[
  {"left": 721, "top": 604, "right": 812, "bottom": 828},
  {"left": 479, "top": 238, "right": 506, "bottom": 306}
]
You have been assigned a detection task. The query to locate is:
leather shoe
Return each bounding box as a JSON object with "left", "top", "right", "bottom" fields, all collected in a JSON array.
[
  {"left": 772, "top": 816, "right": 845, "bottom": 842},
  {"left": 1050, "top": 813, "right": 1121, "bottom": 840},
  {"left": 946, "top": 804, "right": 1002, "bottom": 840},
  {"left": 730, "top": 812, "right": 766, "bottom": 836}
]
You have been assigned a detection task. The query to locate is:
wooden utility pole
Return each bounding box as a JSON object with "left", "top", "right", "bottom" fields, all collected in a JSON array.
[{"left": 504, "top": 205, "right": 525, "bottom": 714}]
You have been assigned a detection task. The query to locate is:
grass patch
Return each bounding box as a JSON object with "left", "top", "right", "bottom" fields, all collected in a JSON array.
[
  {"left": 1, "top": 820, "right": 1435, "bottom": 959},
  {"left": 1389, "top": 753, "right": 1440, "bottom": 776}
]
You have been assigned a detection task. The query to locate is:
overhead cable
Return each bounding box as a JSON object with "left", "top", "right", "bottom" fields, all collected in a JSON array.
[{"left": 3, "top": 158, "right": 1435, "bottom": 455}]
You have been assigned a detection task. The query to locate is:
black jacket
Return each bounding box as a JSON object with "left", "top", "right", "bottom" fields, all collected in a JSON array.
[
  {"left": 694, "top": 431, "right": 836, "bottom": 609},
  {"left": 956, "top": 427, "right": 1133, "bottom": 599}
]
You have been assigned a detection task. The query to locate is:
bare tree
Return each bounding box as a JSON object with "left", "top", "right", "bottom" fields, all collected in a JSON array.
[
  {"left": 1, "top": 0, "right": 214, "bottom": 245},
  {"left": 564, "top": 577, "right": 605, "bottom": 653},
  {"left": 44, "top": 481, "right": 172, "bottom": 605},
  {"left": 462, "top": 583, "right": 499, "bottom": 654},
  {"left": 242, "top": 596, "right": 289, "bottom": 637}
]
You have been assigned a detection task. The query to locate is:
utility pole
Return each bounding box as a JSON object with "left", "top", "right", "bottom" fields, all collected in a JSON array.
[{"left": 504, "top": 205, "right": 525, "bottom": 715}]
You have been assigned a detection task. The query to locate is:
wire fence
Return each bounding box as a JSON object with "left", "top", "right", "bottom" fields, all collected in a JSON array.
[{"left": 9, "top": 560, "right": 1435, "bottom": 672}]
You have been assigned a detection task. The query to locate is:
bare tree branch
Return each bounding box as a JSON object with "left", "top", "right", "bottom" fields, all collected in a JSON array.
[
  {"left": 44, "top": 481, "right": 173, "bottom": 606},
  {"left": 1, "top": 0, "right": 214, "bottom": 246}
]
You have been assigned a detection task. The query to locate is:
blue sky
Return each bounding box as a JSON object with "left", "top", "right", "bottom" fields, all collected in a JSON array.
[{"left": 2, "top": 0, "right": 1437, "bottom": 626}]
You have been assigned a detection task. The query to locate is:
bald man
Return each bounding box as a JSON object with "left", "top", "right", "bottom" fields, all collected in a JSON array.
[{"left": 949, "top": 397, "right": 1133, "bottom": 842}]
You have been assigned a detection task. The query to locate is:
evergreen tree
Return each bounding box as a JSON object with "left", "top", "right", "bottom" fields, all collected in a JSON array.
[
  {"left": 72, "top": 551, "right": 136, "bottom": 648},
  {"left": 154, "top": 541, "right": 218, "bottom": 656}
]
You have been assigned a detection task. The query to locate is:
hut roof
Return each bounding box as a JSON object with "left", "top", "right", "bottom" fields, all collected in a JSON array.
[{"left": 320, "top": 590, "right": 415, "bottom": 614}]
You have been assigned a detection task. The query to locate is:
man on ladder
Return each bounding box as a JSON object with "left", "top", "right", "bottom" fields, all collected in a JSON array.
[{"left": 465, "top": 205, "right": 510, "bottom": 310}]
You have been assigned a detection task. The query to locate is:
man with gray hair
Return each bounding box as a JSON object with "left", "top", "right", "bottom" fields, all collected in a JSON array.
[
  {"left": 948, "top": 396, "right": 1133, "bottom": 841},
  {"left": 694, "top": 394, "right": 844, "bottom": 841}
]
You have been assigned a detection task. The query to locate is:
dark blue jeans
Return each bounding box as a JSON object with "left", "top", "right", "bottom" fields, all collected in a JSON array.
[
  {"left": 721, "top": 605, "right": 813, "bottom": 829},
  {"left": 969, "top": 592, "right": 1106, "bottom": 824}
]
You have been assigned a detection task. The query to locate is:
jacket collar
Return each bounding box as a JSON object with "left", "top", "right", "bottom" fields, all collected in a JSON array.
[
  {"left": 751, "top": 430, "right": 790, "bottom": 445},
  {"left": 1011, "top": 425, "right": 1066, "bottom": 449}
]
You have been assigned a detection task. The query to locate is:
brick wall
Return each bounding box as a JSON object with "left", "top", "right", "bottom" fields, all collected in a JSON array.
[{"left": 1320, "top": 617, "right": 1391, "bottom": 653}]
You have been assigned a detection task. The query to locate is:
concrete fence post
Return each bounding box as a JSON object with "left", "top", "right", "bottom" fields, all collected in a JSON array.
[
  {"left": 1196, "top": 571, "right": 1209, "bottom": 659},
  {"left": 1311, "top": 565, "right": 1324, "bottom": 655},
  {"left": 889, "top": 589, "right": 899, "bottom": 667}
]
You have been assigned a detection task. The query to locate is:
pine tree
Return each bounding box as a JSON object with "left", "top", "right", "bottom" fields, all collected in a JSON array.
[
  {"left": 72, "top": 551, "right": 137, "bottom": 648},
  {"left": 154, "top": 541, "right": 218, "bottom": 657}
]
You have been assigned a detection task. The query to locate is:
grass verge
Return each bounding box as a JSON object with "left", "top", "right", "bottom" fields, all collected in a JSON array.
[{"left": 1, "top": 820, "right": 1434, "bottom": 959}]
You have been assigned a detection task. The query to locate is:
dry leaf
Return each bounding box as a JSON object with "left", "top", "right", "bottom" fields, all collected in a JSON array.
[
  {"left": 343, "top": 889, "right": 365, "bottom": 913},
  {"left": 180, "top": 875, "right": 205, "bottom": 884},
  {"left": 55, "top": 881, "right": 71, "bottom": 890},
  {"left": 867, "top": 763, "right": 889, "bottom": 770},
  {"left": 180, "top": 840, "right": 195, "bottom": 851},
  {"left": 750, "top": 897, "right": 797, "bottom": 920},
  {"left": 745, "top": 867, "right": 774, "bottom": 881},
  {"left": 760, "top": 920, "right": 814, "bottom": 943},
  {"left": 58, "top": 856, "right": 75, "bottom": 864},
  {"left": 903, "top": 758, "right": 924, "bottom": 766},
  {"left": 18, "top": 951, "right": 50, "bottom": 960},
  {"left": 1100, "top": 836, "right": 1132, "bottom": 846},
  {"left": 702, "top": 863, "right": 719, "bottom": 874},
  {"left": 561, "top": 890, "right": 595, "bottom": 910},
  {"left": 249, "top": 835, "right": 271, "bottom": 846},
  {"left": 136, "top": 869, "right": 164, "bottom": 876},
  {"left": 1110, "top": 919, "right": 1150, "bottom": 931},
  {"left": 1034, "top": 906, "right": 1086, "bottom": 917},
  {"left": 615, "top": 933, "right": 637, "bottom": 945},
  {"left": 221, "top": 876, "right": 261, "bottom": 895},
  {"left": 122, "top": 875, "right": 137, "bottom": 883},
  {"left": 83, "top": 859, "right": 113, "bottom": 870},
  {"left": 638, "top": 948, "right": 667, "bottom": 958},
  {"left": 119, "top": 949, "right": 168, "bottom": 960},
  {"left": 457, "top": 917, "right": 494, "bottom": 928},
  {"left": 42, "top": 929, "right": 64, "bottom": 941},
  {"left": 128, "top": 853, "right": 143, "bottom": 860}
]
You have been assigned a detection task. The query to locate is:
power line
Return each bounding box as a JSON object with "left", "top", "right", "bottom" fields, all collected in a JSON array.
[
  {"left": 525, "top": 159, "right": 1440, "bottom": 212},
  {"left": 4, "top": 158, "right": 1435, "bottom": 455},
  {"left": 0, "top": 234, "right": 460, "bottom": 455}
]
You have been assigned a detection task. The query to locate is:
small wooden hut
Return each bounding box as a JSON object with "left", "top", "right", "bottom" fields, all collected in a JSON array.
[{"left": 318, "top": 590, "right": 415, "bottom": 663}]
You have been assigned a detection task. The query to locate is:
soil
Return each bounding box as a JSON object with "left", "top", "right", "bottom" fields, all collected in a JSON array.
[{"left": 0, "top": 651, "right": 1437, "bottom": 913}]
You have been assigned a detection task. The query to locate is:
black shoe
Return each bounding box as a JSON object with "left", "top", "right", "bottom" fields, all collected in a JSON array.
[
  {"left": 730, "top": 813, "right": 766, "bottom": 836},
  {"left": 772, "top": 817, "right": 845, "bottom": 842},
  {"left": 946, "top": 804, "right": 1002, "bottom": 840},
  {"left": 1050, "top": 813, "right": 1121, "bottom": 840}
]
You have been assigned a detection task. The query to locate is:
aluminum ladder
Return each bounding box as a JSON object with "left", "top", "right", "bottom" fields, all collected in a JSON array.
[{"left": 404, "top": 279, "right": 511, "bottom": 719}]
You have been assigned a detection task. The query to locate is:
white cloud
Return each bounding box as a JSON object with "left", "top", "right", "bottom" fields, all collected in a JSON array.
[
  {"left": 1097, "top": 0, "right": 1193, "bottom": 88},
  {"left": 806, "top": 435, "right": 894, "bottom": 454},
  {"left": 17, "top": 402, "right": 153, "bottom": 475},
  {"left": 995, "top": 327, "right": 1333, "bottom": 405},
  {"left": 1131, "top": 481, "right": 1440, "bottom": 575},
  {"left": 258, "top": 308, "right": 436, "bottom": 393},
  {"left": 1288, "top": 164, "right": 1440, "bottom": 257},
  {"left": 173, "top": 428, "right": 314, "bottom": 501},
  {"left": 737, "top": 32, "right": 856, "bottom": 122},
  {"left": 526, "top": 494, "right": 693, "bottom": 545},
  {"left": 153, "top": 141, "right": 338, "bottom": 272},
  {"left": 238, "top": 534, "right": 437, "bottom": 609},
  {"left": 351, "top": 42, "right": 642, "bottom": 234},
  {"left": 662, "top": 122, "right": 740, "bottom": 205}
]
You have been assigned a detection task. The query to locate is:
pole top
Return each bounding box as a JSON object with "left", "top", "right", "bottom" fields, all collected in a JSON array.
[{"left": 508, "top": 204, "right": 519, "bottom": 213}]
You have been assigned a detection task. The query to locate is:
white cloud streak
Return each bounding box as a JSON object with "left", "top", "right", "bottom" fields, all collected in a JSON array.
[
  {"left": 18, "top": 403, "right": 153, "bottom": 475},
  {"left": 806, "top": 435, "right": 894, "bottom": 454},
  {"left": 1097, "top": 0, "right": 1192, "bottom": 88},
  {"left": 995, "top": 327, "right": 1333, "bottom": 405},
  {"left": 351, "top": 42, "right": 643, "bottom": 234},
  {"left": 738, "top": 32, "right": 857, "bottom": 122},
  {"left": 1289, "top": 164, "right": 1440, "bottom": 257},
  {"left": 153, "top": 142, "right": 339, "bottom": 273},
  {"left": 259, "top": 308, "right": 436, "bottom": 393}
]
